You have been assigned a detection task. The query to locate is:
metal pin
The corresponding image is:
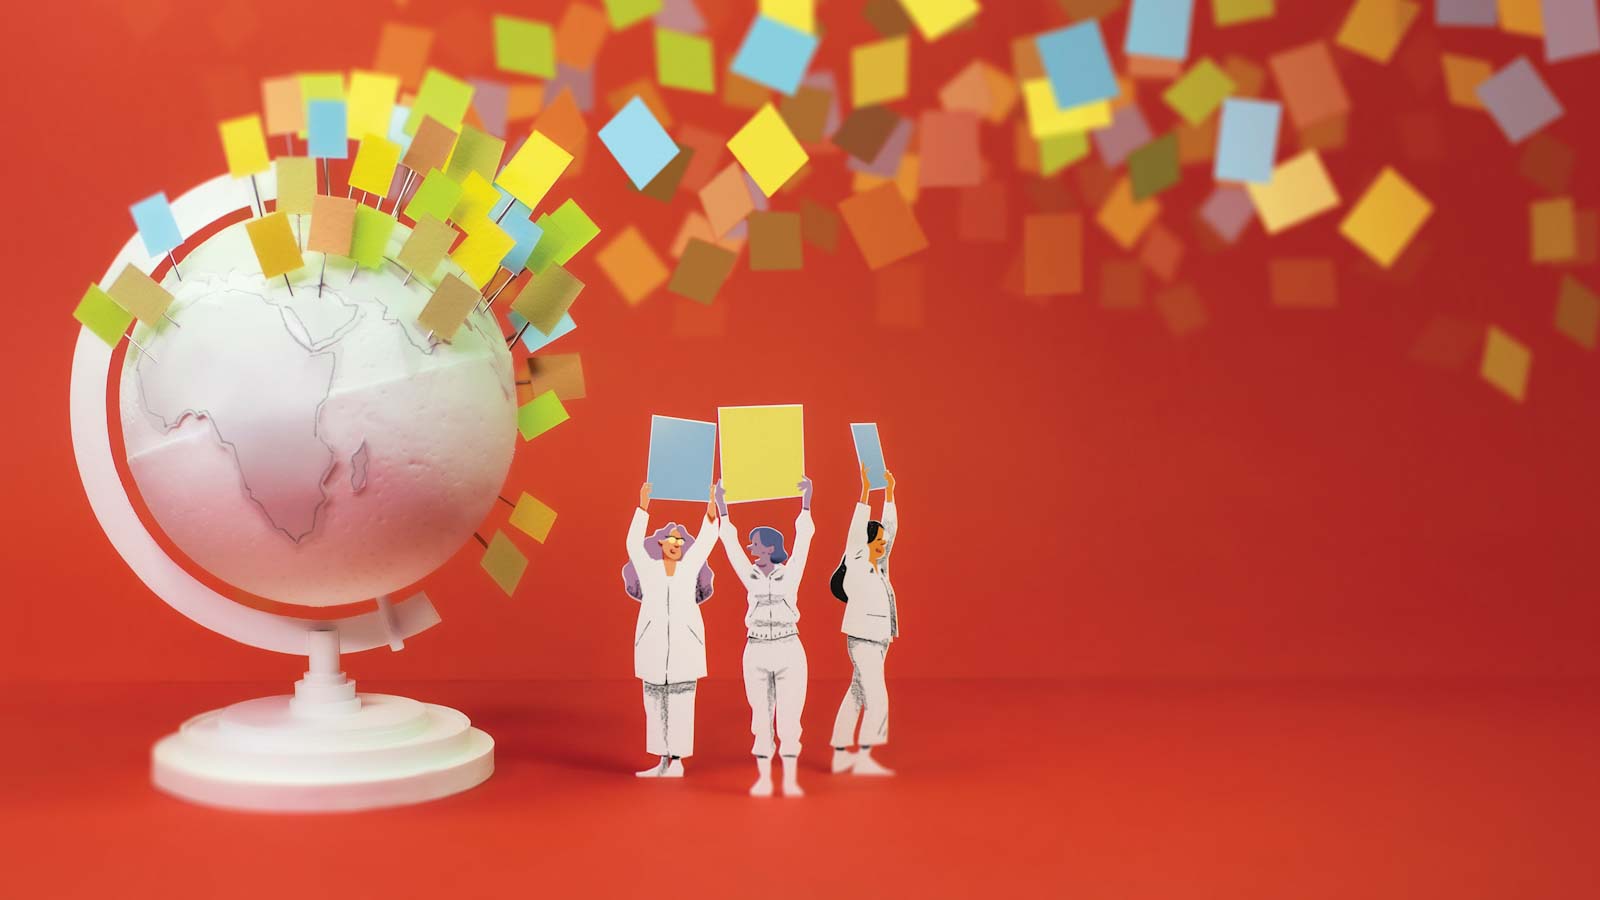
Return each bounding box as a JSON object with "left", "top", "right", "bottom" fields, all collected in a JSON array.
[
  {"left": 515, "top": 379, "right": 530, "bottom": 386},
  {"left": 472, "top": 532, "right": 489, "bottom": 549},
  {"left": 125, "top": 334, "right": 159, "bottom": 364},
  {"left": 507, "top": 320, "right": 532, "bottom": 347},
  {"left": 166, "top": 251, "right": 183, "bottom": 282},
  {"left": 358, "top": 191, "right": 368, "bottom": 207},
  {"left": 162, "top": 311, "right": 183, "bottom": 329},
  {"left": 497, "top": 495, "right": 516, "bottom": 508},
  {"left": 494, "top": 203, "right": 511, "bottom": 225},
  {"left": 285, "top": 135, "right": 293, "bottom": 156},
  {"left": 347, "top": 185, "right": 353, "bottom": 199},
  {"left": 249, "top": 175, "right": 264, "bottom": 218},
  {"left": 317, "top": 255, "right": 326, "bottom": 297},
  {"left": 284, "top": 274, "right": 295, "bottom": 296},
  {"left": 478, "top": 268, "right": 513, "bottom": 313},
  {"left": 322, "top": 159, "right": 331, "bottom": 196},
  {"left": 348, "top": 265, "right": 359, "bottom": 285}
]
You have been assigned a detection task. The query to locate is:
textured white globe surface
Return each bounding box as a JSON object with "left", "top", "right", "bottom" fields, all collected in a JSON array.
[{"left": 118, "top": 219, "right": 516, "bottom": 607}]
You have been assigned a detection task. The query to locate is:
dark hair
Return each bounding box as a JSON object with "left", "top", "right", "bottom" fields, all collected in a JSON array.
[
  {"left": 621, "top": 522, "right": 715, "bottom": 604},
  {"left": 830, "top": 520, "right": 883, "bottom": 602},
  {"left": 747, "top": 526, "right": 789, "bottom": 564}
]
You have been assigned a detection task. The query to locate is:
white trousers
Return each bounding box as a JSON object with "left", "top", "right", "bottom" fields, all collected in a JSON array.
[
  {"left": 743, "top": 635, "right": 808, "bottom": 758},
  {"left": 642, "top": 680, "right": 696, "bottom": 758},
  {"left": 831, "top": 636, "right": 890, "bottom": 748}
]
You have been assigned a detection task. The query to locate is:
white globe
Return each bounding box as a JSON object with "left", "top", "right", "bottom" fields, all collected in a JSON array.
[{"left": 118, "top": 218, "right": 516, "bottom": 607}]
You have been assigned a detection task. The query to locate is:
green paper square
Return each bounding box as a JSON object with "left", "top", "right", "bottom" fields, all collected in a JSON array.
[
  {"left": 1128, "top": 134, "right": 1180, "bottom": 201},
  {"left": 405, "top": 169, "right": 464, "bottom": 224},
  {"left": 494, "top": 16, "right": 555, "bottom": 79},
  {"left": 404, "top": 69, "right": 474, "bottom": 136},
  {"left": 518, "top": 389, "right": 570, "bottom": 441},
  {"left": 655, "top": 28, "right": 715, "bottom": 94},
  {"left": 73, "top": 284, "right": 133, "bottom": 347},
  {"left": 1163, "top": 59, "right": 1236, "bottom": 126},
  {"left": 479, "top": 530, "right": 528, "bottom": 596},
  {"left": 351, "top": 207, "right": 397, "bottom": 270},
  {"left": 527, "top": 200, "right": 600, "bottom": 273},
  {"left": 604, "top": 0, "right": 662, "bottom": 30}
]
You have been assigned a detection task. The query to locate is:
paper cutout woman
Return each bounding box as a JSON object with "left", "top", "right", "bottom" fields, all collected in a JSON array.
[
  {"left": 827, "top": 464, "right": 899, "bottom": 776},
  {"left": 714, "top": 476, "right": 815, "bottom": 797},
  {"left": 622, "top": 482, "right": 719, "bottom": 778}
]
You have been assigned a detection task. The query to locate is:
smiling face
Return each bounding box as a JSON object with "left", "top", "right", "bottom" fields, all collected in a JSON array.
[
  {"left": 868, "top": 528, "right": 888, "bottom": 565},
  {"left": 747, "top": 531, "right": 775, "bottom": 565},
  {"left": 658, "top": 528, "right": 686, "bottom": 562}
]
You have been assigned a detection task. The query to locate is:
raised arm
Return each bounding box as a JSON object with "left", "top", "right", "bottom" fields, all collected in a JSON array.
[
  {"left": 713, "top": 480, "right": 748, "bottom": 573},
  {"left": 880, "top": 470, "right": 898, "bottom": 556},
  {"left": 681, "top": 485, "right": 721, "bottom": 573},
  {"left": 626, "top": 483, "right": 652, "bottom": 571},
  {"left": 785, "top": 476, "right": 817, "bottom": 583}
]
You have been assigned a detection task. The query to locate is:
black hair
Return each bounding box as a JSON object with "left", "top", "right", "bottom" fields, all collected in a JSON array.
[{"left": 830, "top": 520, "right": 883, "bottom": 602}]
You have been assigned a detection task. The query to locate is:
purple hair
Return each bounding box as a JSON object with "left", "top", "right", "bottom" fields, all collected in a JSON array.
[{"left": 622, "top": 521, "right": 715, "bottom": 604}]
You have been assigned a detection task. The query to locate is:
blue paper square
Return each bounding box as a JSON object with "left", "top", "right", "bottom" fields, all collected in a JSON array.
[
  {"left": 1036, "top": 21, "right": 1118, "bottom": 110},
  {"left": 1125, "top": 0, "right": 1194, "bottom": 61},
  {"left": 647, "top": 415, "right": 718, "bottom": 503},
  {"left": 851, "top": 423, "right": 887, "bottom": 491},
  {"left": 1476, "top": 57, "right": 1565, "bottom": 144},
  {"left": 386, "top": 106, "right": 414, "bottom": 154},
  {"left": 597, "top": 97, "right": 679, "bottom": 189},
  {"left": 508, "top": 309, "right": 576, "bottom": 353},
  {"left": 501, "top": 215, "right": 544, "bottom": 272},
  {"left": 307, "top": 100, "right": 349, "bottom": 160},
  {"left": 130, "top": 192, "right": 183, "bottom": 257},
  {"left": 729, "top": 15, "right": 819, "bottom": 96},
  {"left": 1214, "top": 98, "right": 1281, "bottom": 184}
]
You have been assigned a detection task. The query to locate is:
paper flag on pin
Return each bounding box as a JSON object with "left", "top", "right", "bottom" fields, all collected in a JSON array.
[
  {"left": 498, "top": 131, "right": 572, "bottom": 211},
  {"left": 528, "top": 200, "right": 600, "bottom": 272},
  {"left": 307, "top": 100, "right": 349, "bottom": 159},
  {"left": 246, "top": 212, "right": 306, "bottom": 279},
  {"left": 451, "top": 220, "right": 516, "bottom": 288},
  {"left": 518, "top": 390, "right": 570, "bottom": 440},
  {"left": 405, "top": 68, "right": 474, "bottom": 136},
  {"left": 508, "top": 492, "right": 558, "bottom": 542},
  {"left": 599, "top": 97, "right": 678, "bottom": 189},
  {"left": 479, "top": 530, "right": 529, "bottom": 596},
  {"left": 512, "top": 264, "right": 585, "bottom": 333},
  {"left": 347, "top": 71, "right": 399, "bottom": 141},
  {"left": 405, "top": 169, "right": 463, "bottom": 223},
  {"left": 218, "top": 114, "right": 271, "bottom": 177},
  {"left": 417, "top": 274, "right": 481, "bottom": 341},
  {"left": 526, "top": 352, "right": 587, "bottom": 400},
  {"left": 275, "top": 158, "right": 317, "bottom": 215},
  {"left": 350, "top": 207, "right": 397, "bottom": 270},
  {"left": 107, "top": 266, "right": 174, "bottom": 328},
  {"left": 453, "top": 171, "right": 502, "bottom": 225},
  {"left": 261, "top": 76, "right": 303, "bottom": 137},
  {"left": 396, "top": 215, "right": 459, "bottom": 281},
  {"left": 445, "top": 125, "right": 506, "bottom": 185},
  {"left": 494, "top": 15, "right": 556, "bottom": 78},
  {"left": 309, "top": 196, "right": 357, "bottom": 257},
  {"left": 129, "top": 193, "right": 183, "bottom": 257},
  {"left": 73, "top": 284, "right": 134, "bottom": 347},
  {"left": 402, "top": 116, "right": 460, "bottom": 176},
  {"left": 349, "top": 134, "right": 401, "bottom": 196}
]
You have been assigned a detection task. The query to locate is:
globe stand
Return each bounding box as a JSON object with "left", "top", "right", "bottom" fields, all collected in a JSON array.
[{"left": 151, "top": 628, "right": 494, "bottom": 813}]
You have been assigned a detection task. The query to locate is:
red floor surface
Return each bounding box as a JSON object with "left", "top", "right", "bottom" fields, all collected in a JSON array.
[{"left": 3, "top": 678, "right": 1596, "bottom": 898}]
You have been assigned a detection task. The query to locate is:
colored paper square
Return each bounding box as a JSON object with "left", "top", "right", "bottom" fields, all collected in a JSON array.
[
  {"left": 494, "top": 15, "right": 555, "bottom": 78},
  {"left": 276, "top": 158, "right": 317, "bottom": 216},
  {"left": 900, "top": 0, "right": 978, "bottom": 40},
  {"left": 403, "top": 117, "right": 460, "bottom": 175},
  {"left": 1339, "top": 167, "right": 1432, "bottom": 268},
  {"left": 1554, "top": 276, "right": 1599, "bottom": 349},
  {"left": 373, "top": 22, "right": 433, "bottom": 89},
  {"left": 1498, "top": 0, "right": 1543, "bottom": 35},
  {"left": 731, "top": 15, "right": 820, "bottom": 96},
  {"left": 667, "top": 238, "right": 738, "bottom": 304},
  {"left": 347, "top": 71, "right": 399, "bottom": 141},
  {"left": 1129, "top": 134, "right": 1180, "bottom": 199},
  {"left": 108, "top": 266, "right": 173, "bottom": 327},
  {"left": 834, "top": 105, "right": 900, "bottom": 161},
  {"left": 1530, "top": 197, "right": 1577, "bottom": 263},
  {"left": 1023, "top": 79, "right": 1113, "bottom": 139},
  {"left": 349, "top": 135, "right": 401, "bottom": 196},
  {"left": 647, "top": 415, "right": 717, "bottom": 502},
  {"left": 508, "top": 493, "right": 558, "bottom": 543},
  {"left": 406, "top": 170, "right": 464, "bottom": 223},
  {"left": 852, "top": 36, "right": 911, "bottom": 107},
  {"left": 1267, "top": 41, "right": 1350, "bottom": 130},
  {"left": 307, "top": 101, "right": 349, "bottom": 159},
  {"left": 452, "top": 221, "right": 515, "bottom": 288},
  {"left": 1215, "top": 98, "right": 1281, "bottom": 183},
  {"left": 748, "top": 211, "right": 803, "bottom": 271},
  {"left": 557, "top": 3, "right": 609, "bottom": 69},
  {"left": 1335, "top": 0, "right": 1421, "bottom": 63},
  {"left": 1245, "top": 150, "right": 1340, "bottom": 234},
  {"left": 1476, "top": 57, "right": 1564, "bottom": 143},
  {"left": 717, "top": 405, "right": 806, "bottom": 504},
  {"left": 839, "top": 182, "right": 928, "bottom": 270},
  {"left": 74, "top": 285, "right": 133, "bottom": 348},
  {"left": 1091, "top": 103, "right": 1153, "bottom": 167},
  {"left": 396, "top": 216, "right": 459, "bottom": 281},
  {"left": 512, "top": 264, "right": 586, "bottom": 333},
  {"left": 501, "top": 215, "right": 545, "bottom": 273},
  {"left": 801, "top": 199, "right": 840, "bottom": 251},
  {"left": 1127, "top": 0, "right": 1195, "bottom": 60},
  {"left": 1139, "top": 223, "right": 1185, "bottom": 282},
  {"left": 445, "top": 126, "right": 505, "bottom": 185},
  {"left": 699, "top": 163, "right": 758, "bottom": 236},
  {"left": 1436, "top": 0, "right": 1497, "bottom": 25},
  {"left": 1096, "top": 177, "right": 1161, "bottom": 250},
  {"left": 1164, "top": 58, "right": 1235, "bottom": 125},
  {"left": 604, "top": 0, "right": 662, "bottom": 29},
  {"left": 246, "top": 212, "right": 305, "bottom": 279},
  {"left": 218, "top": 114, "right": 270, "bottom": 177},
  {"left": 918, "top": 111, "right": 981, "bottom": 188},
  {"left": 519, "top": 390, "right": 572, "bottom": 442},
  {"left": 727, "top": 104, "right": 808, "bottom": 197},
  {"left": 599, "top": 97, "right": 679, "bottom": 189},
  {"left": 1023, "top": 213, "right": 1084, "bottom": 295},
  {"left": 528, "top": 200, "right": 601, "bottom": 273},
  {"left": 261, "top": 76, "right": 303, "bottom": 137},
  {"left": 350, "top": 207, "right": 397, "bottom": 270},
  {"left": 1543, "top": 0, "right": 1600, "bottom": 62},
  {"left": 1155, "top": 283, "right": 1208, "bottom": 337},
  {"left": 596, "top": 226, "right": 669, "bottom": 306},
  {"left": 851, "top": 423, "right": 888, "bottom": 490},
  {"left": 479, "top": 531, "right": 528, "bottom": 596},
  {"left": 130, "top": 193, "right": 183, "bottom": 258},
  {"left": 640, "top": 144, "right": 693, "bottom": 201},
  {"left": 510, "top": 310, "right": 578, "bottom": 353},
  {"left": 761, "top": 0, "right": 815, "bottom": 32},
  {"left": 1480, "top": 326, "right": 1531, "bottom": 402},
  {"left": 418, "top": 275, "right": 480, "bottom": 341},
  {"left": 656, "top": 28, "right": 716, "bottom": 94},
  {"left": 405, "top": 69, "right": 474, "bottom": 136},
  {"left": 526, "top": 352, "right": 587, "bottom": 401},
  {"left": 1036, "top": 22, "right": 1118, "bottom": 109},
  {"left": 309, "top": 196, "right": 357, "bottom": 257},
  {"left": 1267, "top": 257, "right": 1339, "bottom": 308},
  {"left": 498, "top": 131, "right": 573, "bottom": 211},
  {"left": 1213, "top": 0, "right": 1275, "bottom": 25},
  {"left": 1442, "top": 54, "right": 1494, "bottom": 108}
]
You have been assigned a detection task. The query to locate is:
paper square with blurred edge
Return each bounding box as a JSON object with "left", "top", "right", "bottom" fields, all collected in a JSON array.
[
  {"left": 718, "top": 405, "right": 806, "bottom": 504},
  {"left": 1246, "top": 150, "right": 1340, "bottom": 234},
  {"left": 346, "top": 71, "right": 398, "bottom": 141},
  {"left": 605, "top": 0, "right": 663, "bottom": 30},
  {"left": 1215, "top": 99, "right": 1280, "bottom": 184},
  {"left": 1267, "top": 41, "right": 1348, "bottom": 130},
  {"left": 1126, "top": 0, "right": 1196, "bottom": 60},
  {"left": 851, "top": 423, "right": 888, "bottom": 490},
  {"left": 700, "top": 163, "right": 758, "bottom": 236},
  {"left": 406, "top": 170, "right": 464, "bottom": 223},
  {"left": 1214, "top": 0, "right": 1275, "bottom": 25},
  {"left": 1339, "top": 167, "right": 1432, "bottom": 268},
  {"left": 74, "top": 285, "right": 134, "bottom": 347},
  {"left": 405, "top": 69, "right": 474, "bottom": 136},
  {"left": 262, "top": 76, "right": 303, "bottom": 136},
  {"left": 918, "top": 111, "right": 982, "bottom": 188},
  {"left": 596, "top": 226, "right": 669, "bottom": 306},
  {"left": 657, "top": 28, "right": 716, "bottom": 94},
  {"left": 307, "top": 100, "right": 349, "bottom": 160},
  {"left": 668, "top": 239, "right": 739, "bottom": 304},
  {"left": 1268, "top": 258, "right": 1338, "bottom": 308},
  {"left": 1023, "top": 80, "right": 1111, "bottom": 139},
  {"left": 527, "top": 352, "right": 587, "bottom": 401},
  {"left": 1023, "top": 213, "right": 1083, "bottom": 295},
  {"left": 1097, "top": 177, "right": 1161, "bottom": 250},
  {"left": 494, "top": 15, "right": 555, "bottom": 78},
  {"left": 418, "top": 274, "right": 481, "bottom": 341},
  {"left": 749, "top": 211, "right": 803, "bottom": 270},
  {"left": 1497, "top": 0, "right": 1544, "bottom": 36},
  {"left": 1530, "top": 197, "right": 1577, "bottom": 263},
  {"left": 518, "top": 389, "right": 571, "bottom": 442},
  {"left": 1555, "top": 277, "right": 1599, "bottom": 350},
  {"left": 479, "top": 530, "right": 528, "bottom": 597},
  {"left": 852, "top": 36, "right": 910, "bottom": 107},
  {"left": 648, "top": 415, "right": 718, "bottom": 502},
  {"left": 498, "top": 131, "right": 572, "bottom": 211},
  {"left": 1441, "top": 54, "right": 1493, "bottom": 108},
  {"left": 900, "top": 0, "right": 978, "bottom": 40},
  {"left": 728, "top": 104, "right": 808, "bottom": 197},
  {"left": 246, "top": 212, "right": 305, "bottom": 279},
  {"left": 1543, "top": 0, "right": 1600, "bottom": 62},
  {"left": 1035, "top": 21, "right": 1118, "bottom": 109},
  {"left": 218, "top": 114, "right": 270, "bottom": 177},
  {"left": 508, "top": 493, "right": 558, "bottom": 543},
  {"left": 731, "top": 15, "right": 820, "bottom": 96},
  {"left": 275, "top": 158, "right": 317, "bottom": 216},
  {"left": 1336, "top": 0, "right": 1421, "bottom": 63},
  {"left": 130, "top": 193, "right": 183, "bottom": 258},
  {"left": 1129, "top": 134, "right": 1180, "bottom": 200},
  {"left": 510, "top": 310, "right": 578, "bottom": 353},
  {"left": 309, "top": 196, "right": 357, "bottom": 256},
  {"left": 1164, "top": 58, "right": 1235, "bottom": 125},
  {"left": 839, "top": 182, "right": 928, "bottom": 270},
  {"left": 374, "top": 22, "right": 434, "bottom": 89},
  {"left": 599, "top": 97, "right": 679, "bottom": 189},
  {"left": 513, "top": 264, "right": 586, "bottom": 333},
  {"left": 1475, "top": 57, "right": 1563, "bottom": 144},
  {"left": 1436, "top": 0, "right": 1496, "bottom": 26},
  {"left": 1480, "top": 326, "right": 1531, "bottom": 402},
  {"left": 528, "top": 200, "right": 601, "bottom": 273}
]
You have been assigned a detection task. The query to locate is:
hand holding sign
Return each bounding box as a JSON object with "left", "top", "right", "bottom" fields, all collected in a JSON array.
[{"left": 851, "top": 422, "right": 887, "bottom": 491}]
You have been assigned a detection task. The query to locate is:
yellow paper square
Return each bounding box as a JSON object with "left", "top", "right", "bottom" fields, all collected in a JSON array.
[
  {"left": 246, "top": 212, "right": 305, "bottom": 279},
  {"left": 1530, "top": 197, "right": 1577, "bottom": 263},
  {"left": 275, "top": 157, "right": 317, "bottom": 215},
  {"left": 508, "top": 492, "right": 558, "bottom": 543},
  {"left": 1245, "top": 150, "right": 1341, "bottom": 234},
  {"left": 852, "top": 36, "right": 910, "bottom": 107},
  {"left": 1096, "top": 177, "right": 1161, "bottom": 250},
  {"left": 297, "top": 72, "right": 345, "bottom": 139},
  {"left": 1022, "top": 79, "right": 1111, "bottom": 139},
  {"left": 595, "top": 225, "right": 670, "bottom": 306},
  {"left": 1334, "top": 0, "right": 1421, "bottom": 64},
  {"left": 451, "top": 220, "right": 515, "bottom": 288},
  {"left": 453, "top": 171, "right": 501, "bottom": 225},
  {"left": 717, "top": 404, "right": 806, "bottom": 504},
  {"left": 1498, "top": 0, "right": 1542, "bottom": 36},
  {"left": 1441, "top": 54, "right": 1493, "bottom": 109},
  {"left": 348, "top": 134, "right": 401, "bottom": 196},
  {"left": 218, "top": 115, "right": 270, "bottom": 178},
  {"left": 760, "top": 0, "right": 815, "bottom": 32},
  {"left": 347, "top": 70, "right": 399, "bottom": 140},
  {"left": 497, "top": 131, "right": 573, "bottom": 211},
  {"left": 479, "top": 530, "right": 528, "bottom": 596},
  {"left": 900, "top": 0, "right": 979, "bottom": 41},
  {"left": 727, "top": 104, "right": 809, "bottom": 197},
  {"left": 1338, "top": 167, "right": 1432, "bottom": 268},
  {"left": 1480, "top": 325, "right": 1530, "bottom": 402}
]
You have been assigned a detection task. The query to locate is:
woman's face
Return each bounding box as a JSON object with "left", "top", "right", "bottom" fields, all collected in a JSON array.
[
  {"left": 868, "top": 529, "right": 888, "bottom": 564},
  {"left": 747, "top": 532, "right": 775, "bottom": 565},
  {"left": 658, "top": 528, "right": 686, "bottom": 562}
]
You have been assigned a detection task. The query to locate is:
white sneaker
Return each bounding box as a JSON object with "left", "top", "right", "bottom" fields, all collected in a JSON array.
[
  {"left": 635, "top": 757, "right": 669, "bottom": 778},
  {"left": 852, "top": 748, "right": 895, "bottom": 777},
  {"left": 780, "top": 756, "right": 804, "bottom": 797},
  {"left": 750, "top": 757, "right": 774, "bottom": 797},
  {"left": 831, "top": 748, "right": 857, "bottom": 774},
  {"left": 661, "top": 758, "right": 685, "bottom": 778}
]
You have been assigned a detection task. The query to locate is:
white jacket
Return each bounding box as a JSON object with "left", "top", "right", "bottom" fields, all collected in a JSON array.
[
  {"left": 718, "top": 509, "right": 816, "bottom": 640},
  {"left": 838, "top": 501, "right": 899, "bottom": 642},
  {"left": 627, "top": 508, "right": 719, "bottom": 684}
]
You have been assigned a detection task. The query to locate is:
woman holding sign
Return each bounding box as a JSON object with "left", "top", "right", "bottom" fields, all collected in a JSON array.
[
  {"left": 714, "top": 476, "right": 815, "bottom": 798},
  {"left": 828, "top": 464, "right": 899, "bottom": 776},
  {"left": 621, "top": 483, "right": 719, "bottom": 778}
]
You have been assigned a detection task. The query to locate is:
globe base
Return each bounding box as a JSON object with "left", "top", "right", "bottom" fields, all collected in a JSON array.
[{"left": 151, "top": 631, "right": 492, "bottom": 812}]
